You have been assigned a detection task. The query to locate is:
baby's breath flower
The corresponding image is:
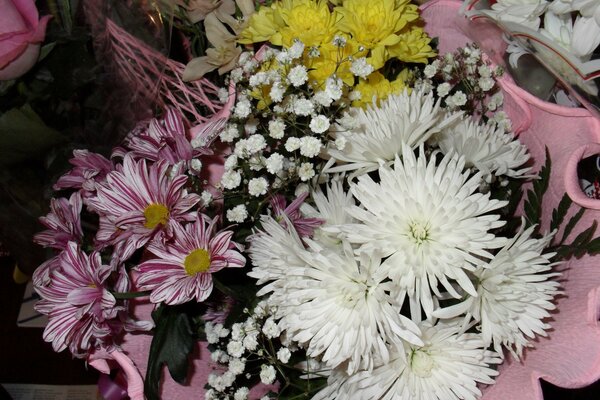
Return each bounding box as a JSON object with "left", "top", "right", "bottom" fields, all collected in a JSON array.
[
  {"left": 325, "top": 77, "right": 343, "bottom": 101},
  {"left": 230, "top": 68, "right": 243, "bottom": 82},
  {"left": 335, "top": 136, "right": 347, "bottom": 150},
  {"left": 285, "top": 137, "right": 301, "bottom": 152},
  {"left": 248, "top": 177, "right": 269, "bottom": 197},
  {"left": 220, "top": 124, "right": 240, "bottom": 143},
  {"left": 298, "top": 162, "right": 315, "bottom": 181},
  {"left": 309, "top": 115, "right": 330, "bottom": 134},
  {"left": 262, "top": 317, "right": 281, "bottom": 338},
  {"left": 221, "top": 170, "right": 242, "bottom": 189},
  {"left": 332, "top": 35, "right": 347, "bottom": 47},
  {"left": 260, "top": 364, "right": 277, "bottom": 385},
  {"left": 277, "top": 347, "right": 292, "bottom": 363},
  {"left": 437, "top": 82, "right": 452, "bottom": 97},
  {"left": 288, "top": 65, "right": 308, "bottom": 87},
  {"left": 224, "top": 155, "right": 238, "bottom": 170},
  {"left": 270, "top": 82, "right": 286, "bottom": 103},
  {"left": 424, "top": 63, "right": 438, "bottom": 78},
  {"left": 229, "top": 358, "right": 246, "bottom": 375},
  {"left": 292, "top": 98, "right": 314, "bottom": 116},
  {"left": 243, "top": 331, "right": 259, "bottom": 351},
  {"left": 227, "top": 340, "right": 245, "bottom": 358},
  {"left": 247, "top": 134, "right": 267, "bottom": 153},
  {"left": 227, "top": 204, "right": 248, "bottom": 223},
  {"left": 313, "top": 90, "right": 333, "bottom": 107},
  {"left": 266, "top": 153, "right": 285, "bottom": 174},
  {"left": 479, "top": 77, "right": 495, "bottom": 92},
  {"left": 268, "top": 119, "right": 286, "bottom": 139},
  {"left": 449, "top": 91, "right": 467, "bottom": 106},
  {"left": 217, "top": 87, "right": 229, "bottom": 103},
  {"left": 300, "top": 136, "right": 322, "bottom": 157},
  {"left": 234, "top": 387, "right": 250, "bottom": 400},
  {"left": 276, "top": 50, "right": 291, "bottom": 64},
  {"left": 190, "top": 158, "right": 202, "bottom": 173},
  {"left": 288, "top": 40, "right": 305, "bottom": 59},
  {"left": 350, "top": 57, "right": 374, "bottom": 79},
  {"left": 234, "top": 99, "right": 252, "bottom": 119},
  {"left": 200, "top": 190, "right": 212, "bottom": 207}
]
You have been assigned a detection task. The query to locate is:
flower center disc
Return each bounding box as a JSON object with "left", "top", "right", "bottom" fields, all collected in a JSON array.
[
  {"left": 184, "top": 248, "right": 211, "bottom": 276},
  {"left": 408, "top": 220, "right": 430, "bottom": 245},
  {"left": 144, "top": 203, "right": 169, "bottom": 229},
  {"left": 410, "top": 350, "right": 435, "bottom": 378}
]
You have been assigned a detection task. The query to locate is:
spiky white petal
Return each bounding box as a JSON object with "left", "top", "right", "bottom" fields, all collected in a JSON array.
[
  {"left": 435, "top": 118, "right": 531, "bottom": 182},
  {"left": 332, "top": 146, "right": 507, "bottom": 316},
  {"left": 248, "top": 228, "right": 423, "bottom": 374},
  {"left": 314, "top": 320, "right": 501, "bottom": 400},
  {"left": 433, "top": 222, "right": 561, "bottom": 358},
  {"left": 326, "top": 89, "right": 462, "bottom": 176}
]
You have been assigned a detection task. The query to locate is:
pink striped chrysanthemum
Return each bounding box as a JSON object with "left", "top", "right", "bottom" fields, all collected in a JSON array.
[
  {"left": 87, "top": 154, "right": 200, "bottom": 260},
  {"left": 121, "top": 108, "right": 211, "bottom": 167},
  {"left": 270, "top": 192, "right": 323, "bottom": 238},
  {"left": 34, "top": 192, "right": 83, "bottom": 250},
  {"left": 34, "top": 242, "right": 118, "bottom": 358},
  {"left": 54, "top": 149, "right": 113, "bottom": 197},
  {"left": 135, "top": 215, "right": 245, "bottom": 305}
]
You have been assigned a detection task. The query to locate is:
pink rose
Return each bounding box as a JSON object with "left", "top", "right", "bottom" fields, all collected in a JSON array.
[{"left": 0, "top": 0, "right": 51, "bottom": 80}]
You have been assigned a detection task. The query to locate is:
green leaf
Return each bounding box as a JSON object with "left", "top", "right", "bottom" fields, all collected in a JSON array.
[
  {"left": 550, "top": 193, "right": 572, "bottom": 235},
  {"left": 39, "top": 42, "right": 57, "bottom": 62},
  {"left": 560, "top": 207, "right": 585, "bottom": 244},
  {"left": 523, "top": 147, "right": 551, "bottom": 234},
  {"left": 145, "top": 304, "right": 195, "bottom": 400},
  {"left": 0, "top": 105, "right": 65, "bottom": 165}
]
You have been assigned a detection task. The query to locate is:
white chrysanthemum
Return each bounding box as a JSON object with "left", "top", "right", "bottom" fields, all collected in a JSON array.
[
  {"left": 326, "top": 89, "right": 462, "bottom": 175},
  {"left": 301, "top": 178, "right": 356, "bottom": 247},
  {"left": 435, "top": 118, "right": 531, "bottom": 182},
  {"left": 334, "top": 146, "right": 507, "bottom": 316},
  {"left": 485, "top": 0, "right": 549, "bottom": 30},
  {"left": 247, "top": 216, "right": 307, "bottom": 287},
  {"left": 314, "top": 320, "right": 501, "bottom": 400},
  {"left": 252, "top": 237, "right": 423, "bottom": 374},
  {"left": 433, "top": 222, "right": 561, "bottom": 358}
]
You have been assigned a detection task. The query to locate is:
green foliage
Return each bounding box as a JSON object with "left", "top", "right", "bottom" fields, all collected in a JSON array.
[
  {"left": 521, "top": 148, "right": 600, "bottom": 261},
  {"left": 145, "top": 304, "right": 197, "bottom": 400},
  {"left": 523, "top": 147, "right": 551, "bottom": 235},
  {"left": 0, "top": 106, "right": 65, "bottom": 165}
]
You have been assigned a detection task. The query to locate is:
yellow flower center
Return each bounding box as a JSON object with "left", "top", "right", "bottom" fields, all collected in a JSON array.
[
  {"left": 184, "top": 248, "right": 211, "bottom": 276},
  {"left": 143, "top": 203, "right": 169, "bottom": 229}
]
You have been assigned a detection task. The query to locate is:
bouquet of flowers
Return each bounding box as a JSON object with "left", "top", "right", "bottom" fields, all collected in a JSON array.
[{"left": 28, "top": 0, "right": 600, "bottom": 399}]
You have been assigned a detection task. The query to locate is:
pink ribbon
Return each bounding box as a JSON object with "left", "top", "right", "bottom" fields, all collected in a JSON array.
[{"left": 98, "top": 373, "right": 128, "bottom": 400}]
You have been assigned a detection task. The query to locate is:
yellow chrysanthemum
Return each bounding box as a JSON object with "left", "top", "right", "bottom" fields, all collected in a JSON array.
[
  {"left": 306, "top": 38, "right": 364, "bottom": 88},
  {"left": 238, "top": 4, "right": 284, "bottom": 44},
  {"left": 388, "top": 27, "right": 437, "bottom": 64},
  {"left": 352, "top": 69, "right": 412, "bottom": 108},
  {"left": 271, "top": 0, "right": 341, "bottom": 48},
  {"left": 335, "top": 0, "right": 420, "bottom": 69}
]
